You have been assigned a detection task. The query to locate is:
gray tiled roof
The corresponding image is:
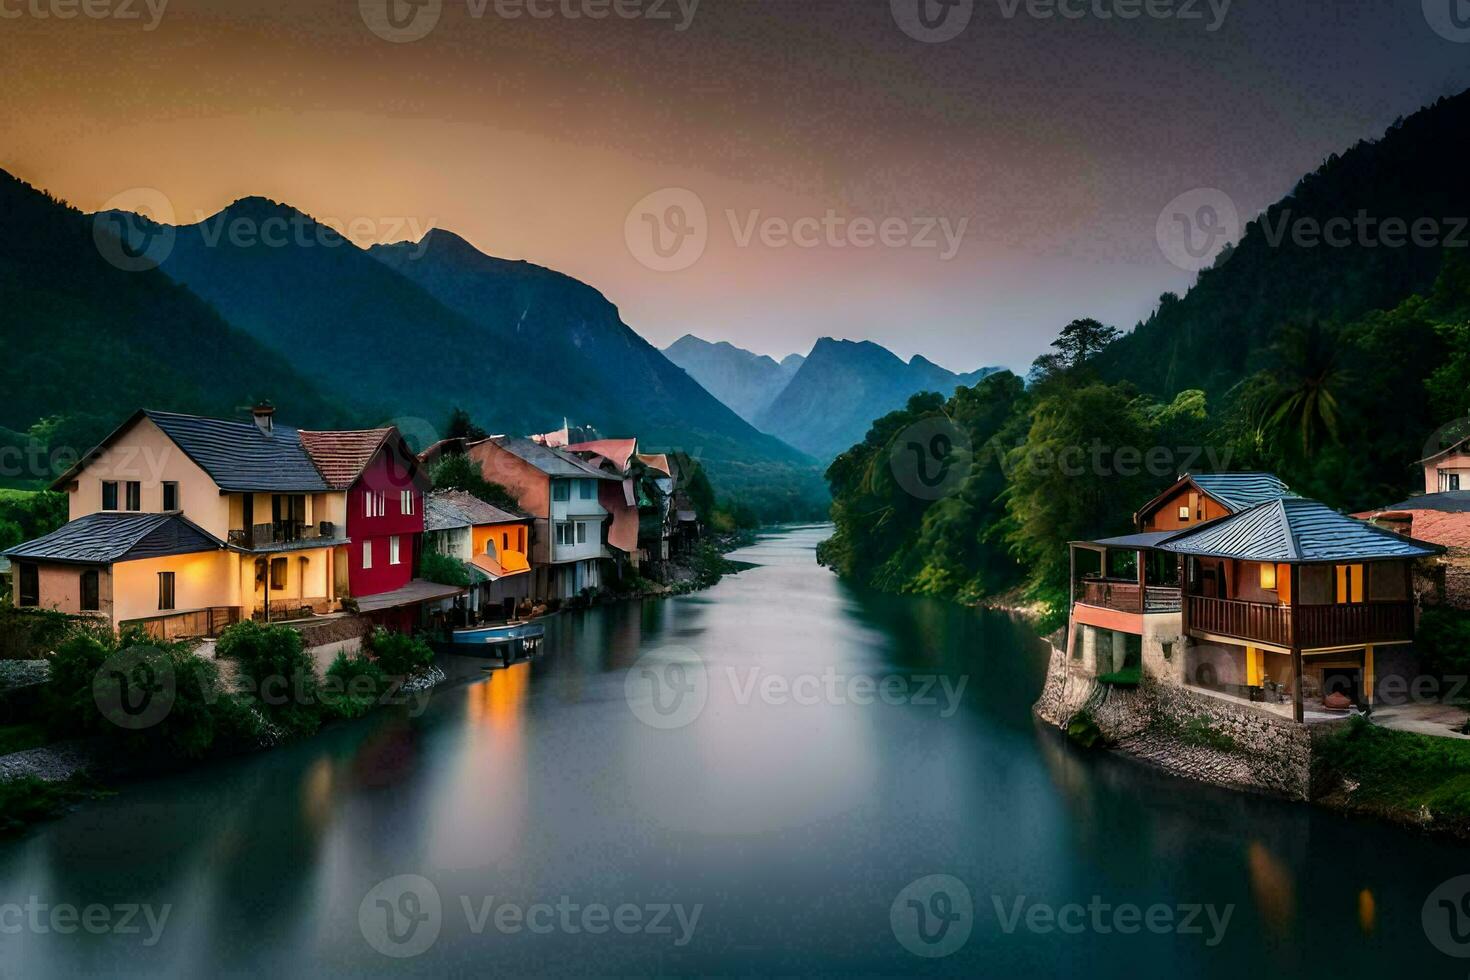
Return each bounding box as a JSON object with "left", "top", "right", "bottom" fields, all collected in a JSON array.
[
  {"left": 145, "top": 411, "right": 328, "bottom": 492},
  {"left": 4, "top": 512, "right": 225, "bottom": 565},
  {"left": 487, "top": 437, "right": 620, "bottom": 480},
  {"left": 426, "top": 490, "right": 526, "bottom": 527},
  {"left": 1374, "top": 491, "right": 1470, "bottom": 514},
  {"left": 1158, "top": 498, "right": 1441, "bottom": 563},
  {"left": 1188, "top": 472, "right": 1297, "bottom": 511}
]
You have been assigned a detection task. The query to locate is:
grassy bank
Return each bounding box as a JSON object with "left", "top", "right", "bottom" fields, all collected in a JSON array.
[{"left": 1313, "top": 717, "right": 1470, "bottom": 836}]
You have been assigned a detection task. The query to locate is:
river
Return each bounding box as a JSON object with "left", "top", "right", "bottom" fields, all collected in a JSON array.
[{"left": 1, "top": 525, "right": 1466, "bottom": 977}]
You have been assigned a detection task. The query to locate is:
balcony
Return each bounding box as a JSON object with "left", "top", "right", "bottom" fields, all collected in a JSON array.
[
  {"left": 1186, "top": 595, "right": 1414, "bottom": 649},
  {"left": 227, "top": 520, "right": 340, "bottom": 551},
  {"left": 1079, "top": 579, "right": 1181, "bottom": 614}
]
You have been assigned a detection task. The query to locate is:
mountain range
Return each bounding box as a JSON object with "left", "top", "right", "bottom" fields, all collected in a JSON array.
[
  {"left": 667, "top": 335, "right": 1001, "bottom": 459},
  {"left": 1, "top": 175, "right": 826, "bottom": 516}
]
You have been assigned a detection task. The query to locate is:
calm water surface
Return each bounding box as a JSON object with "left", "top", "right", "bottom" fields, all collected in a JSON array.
[{"left": 2, "top": 526, "right": 1467, "bottom": 978}]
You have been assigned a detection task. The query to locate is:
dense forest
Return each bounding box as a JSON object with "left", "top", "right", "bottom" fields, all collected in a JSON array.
[{"left": 820, "top": 90, "right": 1470, "bottom": 628}]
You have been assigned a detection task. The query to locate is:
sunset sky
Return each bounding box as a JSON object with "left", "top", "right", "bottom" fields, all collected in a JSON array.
[{"left": 4, "top": 0, "right": 1468, "bottom": 372}]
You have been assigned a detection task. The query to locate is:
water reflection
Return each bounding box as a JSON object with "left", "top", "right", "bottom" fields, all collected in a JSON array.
[{"left": 0, "top": 527, "right": 1467, "bottom": 978}]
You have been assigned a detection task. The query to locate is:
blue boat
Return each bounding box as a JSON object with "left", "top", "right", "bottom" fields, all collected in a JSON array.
[{"left": 441, "top": 619, "right": 547, "bottom": 665}]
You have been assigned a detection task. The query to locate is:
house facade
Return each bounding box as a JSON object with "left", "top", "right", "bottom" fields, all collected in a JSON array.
[
  {"left": 464, "top": 437, "right": 618, "bottom": 601},
  {"left": 424, "top": 490, "right": 532, "bottom": 620},
  {"left": 10, "top": 406, "right": 351, "bottom": 634},
  {"left": 1067, "top": 473, "right": 1440, "bottom": 723}
]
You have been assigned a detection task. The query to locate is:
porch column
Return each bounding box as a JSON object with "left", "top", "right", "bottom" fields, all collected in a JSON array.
[
  {"left": 1069, "top": 544, "right": 1076, "bottom": 614},
  {"left": 1290, "top": 563, "right": 1303, "bottom": 723},
  {"left": 1364, "top": 644, "right": 1375, "bottom": 706},
  {"left": 1179, "top": 557, "right": 1190, "bottom": 634},
  {"left": 1136, "top": 549, "right": 1146, "bottom": 613}
]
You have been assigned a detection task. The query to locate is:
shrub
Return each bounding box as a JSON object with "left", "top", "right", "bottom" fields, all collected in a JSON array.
[
  {"left": 0, "top": 776, "right": 98, "bottom": 837},
  {"left": 421, "top": 550, "right": 471, "bottom": 588},
  {"left": 0, "top": 600, "right": 111, "bottom": 661},
  {"left": 1066, "top": 710, "right": 1105, "bottom": 749},
  {"left": 215, "top": 621, "right": 321, "bottom": 737},
  {"left": 1416, "top": 608, "right": 1470, "bottom": 690},
  {"left": 320, "top": 652, "right": 389, "bottom": 721},
  {"left": 364, "top": 629, "right": 434, "bottom": 676}
]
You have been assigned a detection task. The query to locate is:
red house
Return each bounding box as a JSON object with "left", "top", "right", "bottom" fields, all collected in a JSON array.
[{"left": 301, "top": 427, "right": 442, "bottom": 628}]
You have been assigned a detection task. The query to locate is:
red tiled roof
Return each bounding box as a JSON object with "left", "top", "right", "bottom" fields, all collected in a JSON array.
[{"left": 299, "top": 428, "right": 394, "bottom": 490}]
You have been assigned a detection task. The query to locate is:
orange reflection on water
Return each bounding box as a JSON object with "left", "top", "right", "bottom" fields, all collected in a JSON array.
[
  {"left": 430, "top": 663, "right": 533, "bottom": 869},
  {"left": 1358, "top": 888, "right": 1375, "bottom": 936},
  {"left": 301, "top": 756, "right": 334, "bottom": 832},
  {"left": 1246, "top": 840, "right": 1296, "bottom": 934}
]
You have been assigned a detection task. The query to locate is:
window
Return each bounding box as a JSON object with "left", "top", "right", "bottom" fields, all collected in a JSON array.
[
  {"left": 17, "top": 563, "right": 38, "bottom": 607},
  {"left": 389, "top": 536, "right": 401, "bottom": 565},
  {"left": 556, "top": 522, "right": 574, "bottom": 547},
  {"left": 502, "top": 532, "right": 510, "bottom": 550},
  {"left": 101, "top": 481, "right": 119, "bottom": 511},
  {"left": 1259, "top": 563, "right": 1278, "bottom": 591},
  {"left": 401, "top": 490, "right": 416, "bottom": 515},
  {"left": 1452, "top": 474, "right": 1463, "bottom": 492},
  {"left": 80, "top": 569, "right": 100, "bottom": 611},
  {"left": 162, "top": 481, "right": 179, "bottom": 511},
  {"left": 552, "top": 481, "right": 570, "bottom": 502},
  {"left": 158, "top": 571, "right": 176, "bottom": 610},
  {"left": 1177, "top": 505, "right": 1190, "bottom": 521},
  {"left": 364, "top": 492, "right": 386, "bottom": 518},
  {"left": 517, "top": 527, "right": 525, "bottom": 552},
  {"left": 362, "top": 540, "right": 373, "bottom": 569},
  {"left": 576, "top": 521, "right": 588, "bottom": 544},
  {"left": 1335, "top": 564, "right": 1365, "bottom": 604},
  {"left": 270, "top": 557, "right": 287, "bottom": 591},
  {"left": 125, "top": 481, "right": 141, "bottom": 511},
  {"left": 579, "top": 480, "right": 595, "bottom": 500}
]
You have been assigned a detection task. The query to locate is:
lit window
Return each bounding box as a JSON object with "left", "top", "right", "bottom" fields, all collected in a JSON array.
[
  {"left": 1259, "top": 564, "right": 1277, "bottom": 590},
  {"left": 1177, "top": 505, "right": 1190, "bottom": 521},
  {"left": 389, "top": 536, "right": 401, "bottom": 565}
]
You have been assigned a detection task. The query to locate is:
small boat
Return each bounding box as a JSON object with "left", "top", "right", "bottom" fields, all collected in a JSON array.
[{"left": 441, "top": 620, "right": 547, "bottom": 666}]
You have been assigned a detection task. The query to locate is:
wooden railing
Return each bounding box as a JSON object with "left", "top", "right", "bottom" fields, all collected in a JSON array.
[
  {"left": 1079, "top": 580, "right": 1180, "bottom": 615},
  {"left": 1187, "top": 596, "right": 1414, "bottom": 649},
  {"left": 227, "top": 521, "right": 338, "bottom": 550},
  {"left": 123, "top": 606, "right": 241, "bottom": 641}
]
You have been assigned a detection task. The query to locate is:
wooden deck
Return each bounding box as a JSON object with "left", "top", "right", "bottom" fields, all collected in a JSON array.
[{"left": 1187, "top": 595, "right": 1413, "bottom": 649}]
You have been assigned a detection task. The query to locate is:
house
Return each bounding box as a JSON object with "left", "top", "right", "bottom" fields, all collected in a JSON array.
[
  {"left": 636, "top": 453, "right": 675, "bottom": 562},
  {"left": 424, "top": 490, "right": 532, "bottom": 620},
  {"left": 1421, "top": 436, "right": 1470, "bottom": 493},
  {"left": 1134, "top": 471, "right": 1297, "bottom": 531},
  {"left": 1067, "top": 475, "right": 1442, "bottom": 723},
  {"left": 12, "top": 405, "right": 351, "bottom": 634},
  {"left": 563, "top": 439, "right": 643, "bottom": 568},
  {"left": 300, "top": 427, "right": 457, "bottom": 631},
  {"left": 5, "top": 512, "right": 237, "bottom": 638},
  {"left": 1355, "top": 442, "right": 1470, "bottom": 609},
  {"left": 464, "top": 436, "right": 620, "bottom": 600}
]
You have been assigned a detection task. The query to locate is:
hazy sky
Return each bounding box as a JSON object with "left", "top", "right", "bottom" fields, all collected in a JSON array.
[{"left": 4, "top": 0, "right": 1468, "bottom": 372}]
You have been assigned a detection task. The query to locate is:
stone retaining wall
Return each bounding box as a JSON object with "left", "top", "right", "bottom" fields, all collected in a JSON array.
[{"left": 1034, "top": 644, "right": 1350, "bottom": 801}]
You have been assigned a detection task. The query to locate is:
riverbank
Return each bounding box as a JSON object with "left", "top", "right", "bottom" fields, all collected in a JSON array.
[{"left": 1033, "top": 640, "right": 1470, "bottom": 840}]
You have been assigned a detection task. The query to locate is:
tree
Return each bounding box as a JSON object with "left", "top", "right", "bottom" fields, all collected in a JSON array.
[
  {"left": 427, "top": 454, "right": 523, "bottom": 513},
  {"left": 1029, "top": 318, "right": 1122, "bottom": 385},
  {"left": 444, "top": 407, "right": 487, "bottom": 442},
  {"left": 1248, "top": 319, "right": 1345, "bottom": 459}
]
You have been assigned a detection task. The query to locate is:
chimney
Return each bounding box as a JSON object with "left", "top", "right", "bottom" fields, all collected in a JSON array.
[{"left": 252, "top": 401, "right": 276, "bottom": 435}]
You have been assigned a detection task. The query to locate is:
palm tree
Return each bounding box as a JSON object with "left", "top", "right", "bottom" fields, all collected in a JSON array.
[{"left": 1250, "top": 319, "right": 1346, "bottom": 458}]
